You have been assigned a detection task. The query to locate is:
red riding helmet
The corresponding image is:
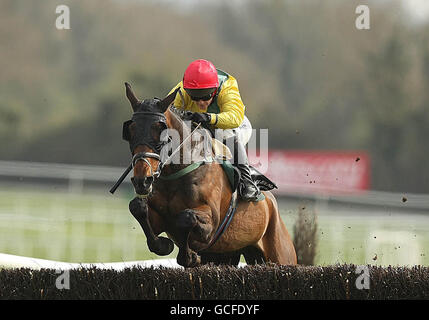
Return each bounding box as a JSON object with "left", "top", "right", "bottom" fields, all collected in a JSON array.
[{"left": 183, "top": 59, "right": 219, "bottom": 90}]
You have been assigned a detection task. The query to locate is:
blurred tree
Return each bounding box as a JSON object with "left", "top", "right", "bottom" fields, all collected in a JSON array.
[
  {"left": 361, "top": 30, "right": 429, "bottom": 192},
  {"left": 1, "top": 0, "right": 429, "bottom": 192}
]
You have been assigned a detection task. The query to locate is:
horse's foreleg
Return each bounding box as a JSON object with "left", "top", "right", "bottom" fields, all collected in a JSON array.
[
  {"left": 175, "top": 209, "right": 201, "bottom": 268},
  {"left": 128, "top": 197, "right": 174, "bottom": 256},
  {"left": 241, "top": 246, "right": 266, "bottom": 265}
]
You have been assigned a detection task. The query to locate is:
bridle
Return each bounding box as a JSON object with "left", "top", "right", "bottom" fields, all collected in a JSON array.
[
  {"left": 109, "top": 108, "right": 167, "bottom": 194},
  {"left": 110, "top": 107, "right": 201, "bottom": 195}
]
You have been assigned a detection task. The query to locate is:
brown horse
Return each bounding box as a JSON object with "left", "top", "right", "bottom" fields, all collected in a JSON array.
[{"left": 120, "top": 82, "right": 296, "bottom": 267}]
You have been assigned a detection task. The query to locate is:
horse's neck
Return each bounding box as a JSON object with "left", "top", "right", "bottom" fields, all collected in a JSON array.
[
  {"left": 166, "top": 107, "right": 190, "bottom": 141},
  {"left": 165, "top": 108, "right": 212, "bottom": 170}
]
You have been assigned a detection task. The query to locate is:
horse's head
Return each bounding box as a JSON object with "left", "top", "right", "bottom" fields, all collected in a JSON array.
[{"left": 123, "top": 82, "right": 178, "bottom": 196}]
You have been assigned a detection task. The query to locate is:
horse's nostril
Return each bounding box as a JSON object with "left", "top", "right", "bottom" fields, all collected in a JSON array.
[
  {"left": 131, "top": 176, "right": 153, "bottom": 195},
  {"left": 144, "top": 176, "right": 154, "bottom": 188},
  {"left": 131, "top": 176, "right": 142, "bottom": 185},
  {"left": 131, "top": 177, "right": 138, "bottom": 188}
]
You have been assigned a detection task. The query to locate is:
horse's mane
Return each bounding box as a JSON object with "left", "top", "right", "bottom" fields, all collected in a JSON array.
[{"left": 168, "top": 105, "right": 187, "bottom": 120}]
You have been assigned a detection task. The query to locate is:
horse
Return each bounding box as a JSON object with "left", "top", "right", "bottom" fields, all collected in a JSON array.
[{"left": 116, "top": 82, "right": 297, "bottom": 268}]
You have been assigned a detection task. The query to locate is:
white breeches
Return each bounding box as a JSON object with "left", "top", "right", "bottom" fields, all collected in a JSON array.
[{"left": 218, "top": 115, "right": 253, "bottom": 145}]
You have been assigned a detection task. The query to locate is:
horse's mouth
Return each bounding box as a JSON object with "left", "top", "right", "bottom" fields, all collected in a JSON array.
[
  {"left": 131, "top": 176, "right": 153, "bottom": 197},
  {"left": 134, "top": 184, "right": 152, "bottom": 198}
]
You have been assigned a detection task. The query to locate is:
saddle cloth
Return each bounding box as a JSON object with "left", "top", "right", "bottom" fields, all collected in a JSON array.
[{"left": 211, "top": 138, "right": 233, "bottom": 160}]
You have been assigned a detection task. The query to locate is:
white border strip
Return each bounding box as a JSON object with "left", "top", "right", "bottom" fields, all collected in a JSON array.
[
  {"left": 0, "top": 253, "right": 247, "bottom": 270},
  {"left": 0, "top": 253, "right": 182, "bottom": 270}
]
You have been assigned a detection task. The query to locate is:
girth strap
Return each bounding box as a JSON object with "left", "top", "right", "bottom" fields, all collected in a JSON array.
[{"left": 204, "top": 190, "right": 238, "bottom": 250}]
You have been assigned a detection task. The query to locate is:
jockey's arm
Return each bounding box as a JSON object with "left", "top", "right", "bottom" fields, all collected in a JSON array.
[
  {"left": 211, "top": 78, "right": 245, "bottom": 129},
  {"left": 169, "top": 81, "right": 190, "bottom": 109}
]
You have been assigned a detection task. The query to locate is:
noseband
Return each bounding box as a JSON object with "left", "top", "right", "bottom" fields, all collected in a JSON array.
[{"left": 132, "top": 151, "right": 162, "bottom": 178}]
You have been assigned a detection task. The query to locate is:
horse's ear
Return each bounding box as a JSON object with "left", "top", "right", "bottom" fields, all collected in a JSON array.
[
  {"left": 125, "top": 82, "right": 141, "bottom": 111},
  {"left": 158, "top": 87, "right": 180, "bottom": 113}
]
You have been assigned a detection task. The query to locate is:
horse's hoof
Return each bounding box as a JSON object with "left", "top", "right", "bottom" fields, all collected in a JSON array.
[
  {"left": 148, "top": 237, "right": 174, "bottom": 256},
  {"left": 177, "top": 250, "right": 201, "bottom": 268},
  {"left": 191, "top": 252, "right": 201, "bottom": 267}
]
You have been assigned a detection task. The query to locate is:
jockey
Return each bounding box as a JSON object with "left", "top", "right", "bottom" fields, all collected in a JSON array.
[{"left": 168, "top": 59, "right": 261, "bottom": 202}]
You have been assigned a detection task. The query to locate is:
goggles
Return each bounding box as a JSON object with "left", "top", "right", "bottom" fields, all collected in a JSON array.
[
  {"left": 190, "top": 92, "right": 215, "bottom": 101},
  {"left": 185, "top": 88, "right": 216, "bottom": 101}
]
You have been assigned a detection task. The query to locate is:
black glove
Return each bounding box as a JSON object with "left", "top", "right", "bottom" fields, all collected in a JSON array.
[{"left": 190, "top": 112, "right": 211, "bottom": 124}]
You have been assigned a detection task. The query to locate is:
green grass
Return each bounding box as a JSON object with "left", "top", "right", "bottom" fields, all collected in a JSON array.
[
  {"left": 0, "top": 187, "right": 428, "bottom": 266},
  {"left": 0, "top": 187, "right": 179, "bottom": 263}
]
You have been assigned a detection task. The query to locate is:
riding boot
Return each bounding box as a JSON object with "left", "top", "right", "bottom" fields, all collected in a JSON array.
[{"left": 231, "top": 136, "right": 261, "bottom": 202}]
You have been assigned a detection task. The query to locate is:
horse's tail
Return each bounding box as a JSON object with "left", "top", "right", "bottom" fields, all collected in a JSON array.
[{"left": 292, "top": 205, "right": 317, "bottom": 265}]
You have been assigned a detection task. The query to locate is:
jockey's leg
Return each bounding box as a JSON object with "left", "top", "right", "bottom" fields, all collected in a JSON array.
[
  {"left": 232, "top": 135, "right": 262, "bottom": 202},
  {"left": 216, "top": 115, "right": 261, "bottom": 201}
]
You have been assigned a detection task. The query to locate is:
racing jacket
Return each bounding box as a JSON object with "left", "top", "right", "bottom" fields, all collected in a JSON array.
[{"left": 168, "top": 69, "right": 245, "bottom": 129}]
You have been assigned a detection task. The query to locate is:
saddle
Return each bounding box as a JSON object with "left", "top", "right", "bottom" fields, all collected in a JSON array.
[{"left": 191, "top": 121, "right": 278, "bottom": 195}]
